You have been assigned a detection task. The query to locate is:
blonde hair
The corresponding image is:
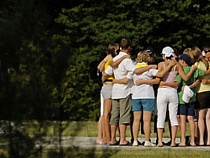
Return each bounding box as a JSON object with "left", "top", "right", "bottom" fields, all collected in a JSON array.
[
  {"left": 135, "top": 50, "right": 150, "bottom": 63},
  {"left": 191, "top": 47, "right": 202, "bottom": 61},
  {"left": 183, "top": 47, "right": 195, "bottom": 65},
  {"left": 183, "top": 48, "right": 192, "bottom": 56}
]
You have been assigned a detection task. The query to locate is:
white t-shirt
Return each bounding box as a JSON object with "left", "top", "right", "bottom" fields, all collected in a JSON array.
[
  {"left": 132, "top": 63, "right": 158, "bottom": 99},
  {"left": 105, "top": 52, "right": 136, "bottom": 99}
]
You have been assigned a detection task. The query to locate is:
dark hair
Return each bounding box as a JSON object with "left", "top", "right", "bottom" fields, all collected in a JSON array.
[
  {"left": 107, "top": 44, "right": 116, "bottom": 57},
  {"left": 203, "top": 44, "right": 210, "bottom": 50},
  {"left": 114, "top": 43, "right": 120, "bottom": 55},
  {"left": 173, "top": 48, "right": 180, "bottom": 57},
  {"left": 166, "top": 55, "right": 174, "bottom": 60},
  {"left": 120, "top": 38, "right": 131, "bottom": 50},
  {"left": 145, "top": 47, "right": 155, "bottom": 55}
]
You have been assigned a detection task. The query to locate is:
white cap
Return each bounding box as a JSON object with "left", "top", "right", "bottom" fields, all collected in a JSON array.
[
  {"left": 202, "top": 50, "right": 205, "bottom": 57},
  {"left": 182, "top": 86, "right": 194, "bottom": 103},
  {"left": 161, "top": 46, "right": 174, "bottom": 57}
]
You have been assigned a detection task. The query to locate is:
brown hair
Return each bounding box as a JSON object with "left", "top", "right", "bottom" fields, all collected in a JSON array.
[
  {"left": 120, "top": 38, "right": 131, "bottom": 50},
  {"left": 191, "top": 47, "right": 202, "bottom": 59},
  {"left": 190, "top": 47, "right": 202, "bottom": 64},
  {"left": 107, "top": 44, "right": 116, "bottom": 57},
  {"left": 135, "top": 50, "right": 150, "bottom": 63}
]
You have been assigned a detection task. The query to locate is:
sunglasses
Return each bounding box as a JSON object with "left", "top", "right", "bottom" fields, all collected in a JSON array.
[{"left": 204, "top": 50, "right": 210, "bottom": 53}]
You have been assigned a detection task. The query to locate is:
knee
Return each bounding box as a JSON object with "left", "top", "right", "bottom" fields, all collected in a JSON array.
[
  {"left": 133, "top": 117, "right": 141, "bottom": 122},
  {"left": 187, "top": 116, "right": 194, "bottom": 122},
  {"left": 103, "top": 113, "right": 110, "bottom": 118},
  {"left": 143, "top": 117, "right": 151, "bottom": 123}
]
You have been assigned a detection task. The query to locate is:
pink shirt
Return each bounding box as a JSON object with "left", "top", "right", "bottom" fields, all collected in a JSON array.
[{"left": 161, "top": 62, "right": 178, "bottom": 89}]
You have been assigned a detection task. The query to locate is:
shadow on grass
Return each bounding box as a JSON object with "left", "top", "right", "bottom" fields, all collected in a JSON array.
[
  {"left": 46, "top": 147, "right": 117, "bottom": 158},
  {"left": 0, "top": 120, "right": 120, "bottom": 158}
]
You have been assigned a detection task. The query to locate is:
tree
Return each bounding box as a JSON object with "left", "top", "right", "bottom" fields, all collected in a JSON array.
[{"left": 0, "top": 0, "right": 209, "bottom": 121}]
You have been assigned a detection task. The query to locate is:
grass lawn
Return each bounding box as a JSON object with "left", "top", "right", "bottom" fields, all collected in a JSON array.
[
  {"left": 0, "top": 120, "right": 205, "bottom": 158},
  {"left": 21, "top": 120, "right": 189, "bottom": 138},
  {"left": 1, "top": 148, "right": 210, "bottom": 158}
]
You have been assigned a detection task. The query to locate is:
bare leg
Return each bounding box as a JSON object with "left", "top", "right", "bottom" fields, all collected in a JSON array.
[
  {"left": 177, "top": 115, "right": 181, "bottom": 137},
  {"left": 206, "top": 109, "right": 210, "bottom": 145},
  {"left": 157, "top": 128, "right": 164, "bottom": 146},
  {"left": 119, "top": 124, "right": 128, "bottom": 145},
  {"left": 143, "top": 111, "right": 152, "bottom": 141},
  {"left": 179, "top": 115, "right": 186, "bottom": 146},
  {"left": 96, "top": 116, "right": 103, "bottom": 144},
  {"left": 188, "top": 116, "right": 196, "bottom": 146},
  {"left": 132, "top": 111, "right": 142, "bottom": 141},
  {"left": 110, "top": 125, "right": 117, "bottom": 144},
  {"left": 197, "top": 109, "right": 205, "bottom": 145},
  {"left": 103, "top": 99, "right": 112, "bottom": 143},
  {"left": 130, "top": 111, "right": 134, "bottom": 142},
  {"left": 194, "top": 121, "right": 198, "bottom": 145},
  {"left": 171, "top": 125, "right": 178, "bottom": 146}
]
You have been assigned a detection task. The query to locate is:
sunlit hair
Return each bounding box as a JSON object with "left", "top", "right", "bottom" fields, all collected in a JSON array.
[
  {"left": 183, "top": 48, "right": 194, "bottom": 65},
  {"left": 135, "top": 50, "right": 150, "bottom": 63},
  {"left": 183, "top": 48, "right": 192, "bottom": 56},
  {"left": 107, "top": 44, "right": 116, "bottom": 57},
  {"left": 190, "top": 47, "right": 202, "bottom": 64},
  {"left": 120, "top": 38, "right": 131, "bottom": 50}
]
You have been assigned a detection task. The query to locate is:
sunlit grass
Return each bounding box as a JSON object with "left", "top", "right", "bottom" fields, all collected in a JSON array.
[
  {"left": 1, "top": 148, "right": 209, "bottom": 158},
  {"left": 21, "top": 120, "right": 190, "bottom": 138}
]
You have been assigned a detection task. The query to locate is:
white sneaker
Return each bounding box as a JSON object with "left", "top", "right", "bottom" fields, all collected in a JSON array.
[
  {"left": 144, "top": 141, "right": 156, "bottom": 147},
  {"left": 132, "top": 141, "right": 139, "bottom": 146}
]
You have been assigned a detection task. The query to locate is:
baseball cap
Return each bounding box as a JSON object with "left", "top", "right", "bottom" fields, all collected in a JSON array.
[
  {"left": 161, "top": 46, "right": 174, "bottom": 57},
  {"left": 145, "top": 47, "right": 155, "bottom": 55},
  {"left": 178, "top": 54, "right": 191, "bottom": 65}
]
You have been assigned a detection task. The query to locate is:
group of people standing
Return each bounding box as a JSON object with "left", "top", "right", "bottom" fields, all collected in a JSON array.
[{"left": 96, "top": 38, "right": 210, "bottom": 147}]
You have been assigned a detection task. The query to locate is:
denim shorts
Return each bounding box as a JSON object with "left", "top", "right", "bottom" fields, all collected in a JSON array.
[{"left": 132, "top": 99, "right": 155, "bottom": 111}]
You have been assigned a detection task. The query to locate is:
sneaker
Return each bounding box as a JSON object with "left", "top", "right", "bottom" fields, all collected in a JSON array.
[
  {"left": 144, "top": 141, "right": 156, "bottom": 147},
  {"left": 132, "top": 141, "right": 139, "bottom": 146}
]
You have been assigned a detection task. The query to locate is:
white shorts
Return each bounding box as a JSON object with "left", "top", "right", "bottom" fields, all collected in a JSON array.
[{"left": 157, "top": 88, "right": 179, "bottom": 128}]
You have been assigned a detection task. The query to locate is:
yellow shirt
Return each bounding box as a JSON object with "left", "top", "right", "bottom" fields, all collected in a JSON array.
[
  {"left": 195, "top": 61, "right": 210, "bottom": 93},
  {"left": 104, "top": 58, "right": 114, "bottom": 82}
]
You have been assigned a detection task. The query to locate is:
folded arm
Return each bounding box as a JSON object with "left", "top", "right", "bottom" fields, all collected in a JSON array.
[
  {"left": 133, "top": 65, "right": 157, "bottom": 75},
  {"left": 202, "top": 78, "right": 210, "bottom": 85},
  {"left": 159, "top": 81, "right": 179, "bottom": 88},
  {"left": 188, "top": 79, "right": 200, "bottom": 89},
  {"left": 113, "top": 77, "right": 131, "bottom": 84},
  {"left": 136, "top": 78, "right": 160, "bottom": 86},
  {"left": 110, "top": 55, "right": 130, "bottom": 67}
]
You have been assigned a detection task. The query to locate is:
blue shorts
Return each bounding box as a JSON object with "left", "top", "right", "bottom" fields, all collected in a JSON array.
[
  {"left": 132, "top": 99, "right": 155, "bottom": 111},
  {"left": 178, "top": 102, "right": 195, "bottom": 116}
]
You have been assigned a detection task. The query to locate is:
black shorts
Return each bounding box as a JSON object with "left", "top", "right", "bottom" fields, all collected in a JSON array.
[
  {"left": 178, "top": 102, "right": 195, "bottom": 116},
  {"left": 195, "top": 91, "right": 210, "bottom": 109}
]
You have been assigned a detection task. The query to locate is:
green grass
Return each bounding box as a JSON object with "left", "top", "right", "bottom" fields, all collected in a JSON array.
[
  {"left": 1, "top": 148, "right": 210, "bottom": 158},
  {"left": 0, "top": 121, "right": 204, "bottom": 158},
  {"left": 21, "top": 120, "right": 189, "bottom": 138}
]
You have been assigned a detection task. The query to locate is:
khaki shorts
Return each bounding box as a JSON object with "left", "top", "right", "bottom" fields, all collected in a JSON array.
[{"left": 110, "top": 95, "right": 132, "bottom": 126}]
